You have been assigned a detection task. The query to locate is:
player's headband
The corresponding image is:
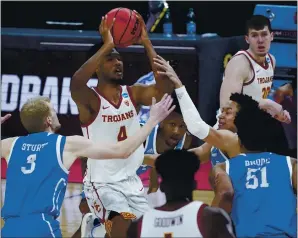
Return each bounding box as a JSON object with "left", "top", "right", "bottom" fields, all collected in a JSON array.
[{"left": 108, "top": 48, "right": 120, "bottom": 57}]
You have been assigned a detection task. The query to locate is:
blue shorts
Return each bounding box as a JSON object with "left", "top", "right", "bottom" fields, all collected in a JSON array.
[{"left": 2, "top": 213, "right": 62, "bottom": 237}]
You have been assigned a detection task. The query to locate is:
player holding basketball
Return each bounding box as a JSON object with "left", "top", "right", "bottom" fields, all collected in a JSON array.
[
  {"left": 220, "top": 15, "right": 290, "bottom": 123},
  {"left": 1, "top": 95, "right": 175, "bottom": 237},
  {"left": 210, "top": 95, "right": 297, "bottom": 237},
  {"left": 127, "top": 150, "right": 235, "bottom": 238},
  {"left": 71, "top": 12, "right": 174, "bottom": 237}
]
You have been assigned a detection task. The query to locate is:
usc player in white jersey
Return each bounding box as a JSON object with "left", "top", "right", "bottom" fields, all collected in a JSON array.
[
  {"left": 70, "top": 13, "right": 174, "bottom": 237},
  {"left": 127, "top": 150, "right": 235, "bottom": 238},
  {"left": 220, "top": 15, "right": 290, "bottom": 123}
]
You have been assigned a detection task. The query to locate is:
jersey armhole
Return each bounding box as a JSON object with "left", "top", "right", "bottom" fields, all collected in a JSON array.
[
  {"left": 197, "top": 203, "right": 208, "bottom": 237},
  {"left": 6, "top": 137, "right": 19, "bottom": 165},
  {"left": 137, "top": 217, "right": 143, "bottom": 238},
  {"left": 56, "top": 135, "right": 69, "bottom": 174},
  {"left": 225, "top": 160, "right": 230, "bottom": 175},
  {"left": 286, "top": 156, "right": 293, "bottom": 186}
]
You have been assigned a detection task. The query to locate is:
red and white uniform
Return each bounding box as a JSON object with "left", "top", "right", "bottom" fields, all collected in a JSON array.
[
  {"left": 137, "top": 201, "right": 207, "bottom": 238},
  {"left": 82, "top": 85, "right": 148, "bottom": 222},
  {"left": 231, "top": 50, "right": 274, "bottom": 102}
]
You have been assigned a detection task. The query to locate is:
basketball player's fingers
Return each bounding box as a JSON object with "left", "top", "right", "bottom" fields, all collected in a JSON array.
[
  {"left": 153, "top": 58, "right": 167, "bottom": 66},
  {"left": 109, "top": 18, "right": 116, "bottom": 30},
  {"left": 167, "top": 105, "right": 176, "bottom": 115},
  {"left": 165, "top": 97, "right": 174, "bottom": 110},
  {"left": 156, "top": 55, "right": 167, "bottom": 63},
  {"left": 153, "top": 61, "right": 167, "bottom": 72},
  {"left": 151, "top": 97, "right": 156, "bottom": 106},
  {"left": 159, "top": 93, "right": 168, "bottom": 105}
]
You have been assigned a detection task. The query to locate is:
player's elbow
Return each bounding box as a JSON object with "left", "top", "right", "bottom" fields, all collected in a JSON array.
[
  {"left": 116, "top": 145, "right": 133, "bottom": 159},
  {"left": 217, "top": 188, "right": 234, "bottom": 202}
]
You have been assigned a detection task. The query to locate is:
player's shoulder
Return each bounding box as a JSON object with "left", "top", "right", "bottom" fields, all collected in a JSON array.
[{"left": 226, "top": 52, "right": 251, "bottom": 72}]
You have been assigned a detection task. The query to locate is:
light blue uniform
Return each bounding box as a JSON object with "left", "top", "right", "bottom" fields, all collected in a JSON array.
[
  {"left": 210, "top": 146, "right": 229, "bottom": 166},
  {"left": 2, "top": 132, "right": 68, "bottom": 237},
  {"left": 227, "top": 152, "right": 297, "bottom": 238},
  {"left": 136, "top": 124, "right": 186, "bottom": 175}
]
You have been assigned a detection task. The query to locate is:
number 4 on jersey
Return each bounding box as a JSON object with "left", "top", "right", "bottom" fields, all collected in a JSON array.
[{"left": 117, "top": 126, "right": 128, "bottom": 141}]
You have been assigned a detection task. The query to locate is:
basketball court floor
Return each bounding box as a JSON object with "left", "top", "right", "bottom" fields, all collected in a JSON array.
[{"left": 1, "top": 179, "right": 214, "bottom": 237}]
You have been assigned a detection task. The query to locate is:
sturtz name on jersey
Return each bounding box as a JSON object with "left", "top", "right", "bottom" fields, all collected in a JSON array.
[
  {"left": 257, "top": 76, "right": 273, "bottom": 84},
  {"left": 154, "top": 215, "right": 184, "bottom": 227},
  {"left": 21, "top": 143, "right": 48, "bottom": 152},
  {"left": 102, "top": 110, "right": 134, "bottom": 123}
]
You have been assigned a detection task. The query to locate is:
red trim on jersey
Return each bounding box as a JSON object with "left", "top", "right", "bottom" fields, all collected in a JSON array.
[
  {"left": 81, "top": 89, "right": 101, "bottom": 128},
  {"left": 245, "top": 50, "right": 269, "bottom": 70},
  {"left": 86, "top": 127, "right": 90, "bottom": 139},
  {"left": 94, "top": 86, "right": 123, "bottom": 109},
  {"left": 197, "top": 203, "right": 208, "bottom": 237},
  {"left": 91, "top": 182, "right": 106, "bottom": 224},
  {"left": 127, "top": 86, "right": 138, "bottom": 111},
  {"left": 268, "top": 54, "right": 274, "bottom": 69},
  {"left": 234, "top": 53, "right": 255, "bottom": 86},
  {"left": 137, "top": 217, "right": 143, "bottom": 238}
]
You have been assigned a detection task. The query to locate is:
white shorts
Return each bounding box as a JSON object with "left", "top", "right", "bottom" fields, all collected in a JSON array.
[
  {"left": 84, "top": 175, "right": 149, "bottom": 223},
  {"left": 144, "top": 187, "right": 166, "bottom": 208}
]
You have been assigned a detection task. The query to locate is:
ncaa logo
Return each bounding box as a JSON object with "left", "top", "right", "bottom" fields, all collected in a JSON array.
[{"left": 122, "top": 92, "right": 129, "bottom": 98}]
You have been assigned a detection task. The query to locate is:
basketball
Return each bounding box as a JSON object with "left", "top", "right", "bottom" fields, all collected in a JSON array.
[{"left": 106, "top": 8, "right": 142, "bottom": 48}]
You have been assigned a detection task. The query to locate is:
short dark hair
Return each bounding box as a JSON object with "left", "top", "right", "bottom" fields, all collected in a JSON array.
[
  {"left": 87, "top": 42, "right": 104, "bottom": 59},
  {"left": 246, "top": 15, "right": 272, "bottom": 34},
  {"left": 155, "top": 150, "right": 200, "bottom": 183},
  {"left": 171, "top": 92, "right": 182, "bottom": 116},
  {"left": 231, "top": 93, "right": 288, "bottom": 153}
]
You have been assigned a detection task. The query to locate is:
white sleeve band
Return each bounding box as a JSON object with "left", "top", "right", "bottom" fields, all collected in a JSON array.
[{"left": 175, "top": 86, "right": 210, "bottom": 140}]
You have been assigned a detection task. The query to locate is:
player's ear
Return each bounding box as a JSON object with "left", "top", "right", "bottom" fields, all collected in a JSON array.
[
  {"left": 46, "top": 116, "right": 52, "bottom": 127},
  {"left": 245, "top": 35, "right": 249, "bottom": 44}
]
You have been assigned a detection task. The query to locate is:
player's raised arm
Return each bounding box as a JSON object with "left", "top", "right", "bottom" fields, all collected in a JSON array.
[
  {"left": 71, "top": 16, "right": 115, "bottom": 108},
  {"left": 130, "top": 12, "right": 174, "bottom": 106},
  {"left": 219, "top": 55, "right": 250, "bottom": 108},
  {"left": 154, "top": 55, "right": 236, "bottom": 151},
  {"left": 63, "top": 94, "right": 175, "bottom": 169},
  {"left": 209, "top": 162, "right": 234, "bottom": 214}
]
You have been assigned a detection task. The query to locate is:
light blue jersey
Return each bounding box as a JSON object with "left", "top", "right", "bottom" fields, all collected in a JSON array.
[
  {"left": 136, "top": 124, "right": 186, "bottom": 175},
  {"left": 2, "top": 132, "right": 68, "bottom": 237},
  {"left": 210, "top": 146, "right": 229, "bottom": 166},
  {"left": 227, "top": 152, "right": 297, "bottom": 238}
]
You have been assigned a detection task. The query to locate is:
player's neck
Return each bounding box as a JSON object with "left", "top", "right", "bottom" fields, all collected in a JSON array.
[
  {"left": 247, "top": 48, "right": 266, "bottom": 65},
  {"left": 96, "top": 81, "right": 122, "bottom": 102}
]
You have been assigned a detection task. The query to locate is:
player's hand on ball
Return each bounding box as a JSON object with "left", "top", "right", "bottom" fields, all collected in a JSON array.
[
  {"left": 149, "top": 94, "right": 176, "bottom": 124},
  {"left": 1, "top": 114, "right": 11, "bottom": 124},
  {"left": 153, "top": 55, "right": 183, "bottom": 88},
  {"left": 133, "top": 10, "right": 149, "bottom": 45},
  {"left": 99, "top": 15, "right": 115, "bottom": 46}
]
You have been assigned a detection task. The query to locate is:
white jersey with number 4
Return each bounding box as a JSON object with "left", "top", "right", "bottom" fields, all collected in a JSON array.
[
  {"left": 81, "top": 85, "right": 144, "bottom": 183},
  {"left": 232, "top": 50, "right": 274, "bottom": 102},
  {"left": 140, "top": 201, "right": 206, "bottom": 238}
]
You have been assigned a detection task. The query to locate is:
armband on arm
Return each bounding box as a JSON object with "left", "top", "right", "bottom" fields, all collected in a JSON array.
[{"left": 175, "top": 86, "right": 210, "bottom": 140}]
